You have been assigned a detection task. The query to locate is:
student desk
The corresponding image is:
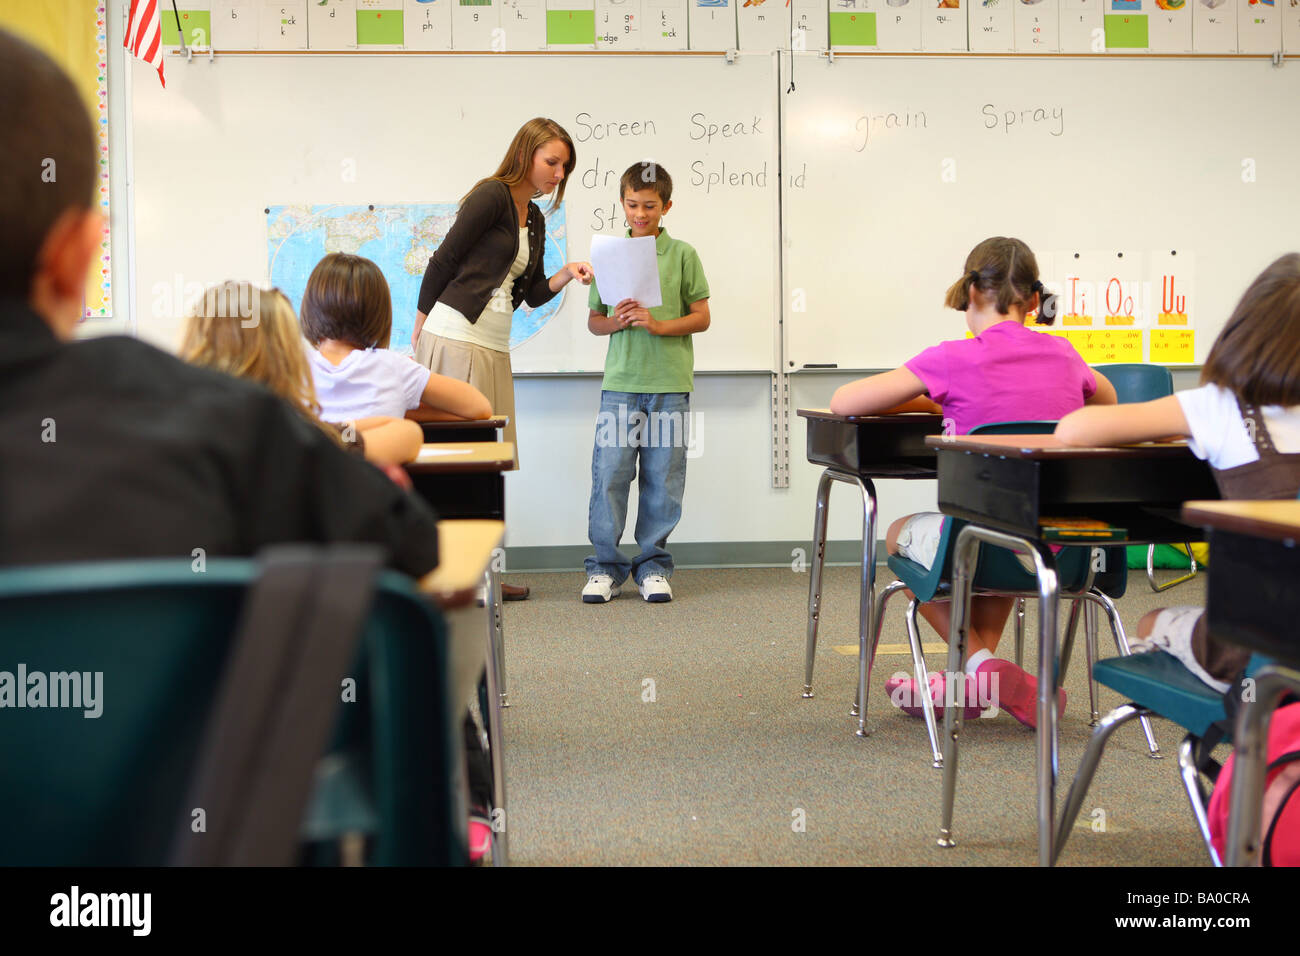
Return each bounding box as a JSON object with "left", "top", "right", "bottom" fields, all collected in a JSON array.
[
  {"left": 1182, "top": 500, "right": 1300, "bottom": 867},
  {"left": 405, "top": 442, "right": 515, "bottom": 521},
  {"left": 797, "top": 409, "right": 943, "bottom": 736},
  {"left": 419, "top": 519, "right": 510, "bottom": 866},
  {"left": 926, "top": 434, "right": 1219, "bottom": 866},
  {"left": 406, "top": 409, "right": 508, "bottom": 444},
  {"left": 406, "top": 443, "right": 516, "bottom": 710}
]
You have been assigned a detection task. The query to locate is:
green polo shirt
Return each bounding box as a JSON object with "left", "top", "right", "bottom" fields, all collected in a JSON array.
[{"left": 588, "top": 228, "right": 710, "bottom": 393}]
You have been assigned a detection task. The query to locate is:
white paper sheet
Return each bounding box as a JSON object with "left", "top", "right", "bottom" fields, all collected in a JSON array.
[
  {"left": 590, "top": 235, "right": 663, "bottom": 308},
  {"left": 416, "top": 446, "right": 474, "bottom": 461}
]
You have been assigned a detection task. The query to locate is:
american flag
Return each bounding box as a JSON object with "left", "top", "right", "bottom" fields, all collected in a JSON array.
[{"left": 125, "top": 0, "right": 166, "bottom": 88}]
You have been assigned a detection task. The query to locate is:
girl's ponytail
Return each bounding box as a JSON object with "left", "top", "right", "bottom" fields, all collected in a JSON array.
[{"left": 944, "top": 269, "right": 982, "bottom": 311}]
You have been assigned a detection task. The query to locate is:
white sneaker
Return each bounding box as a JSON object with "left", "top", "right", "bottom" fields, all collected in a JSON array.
[
  {"left": 637, "top": 574, "right": 673, "bottom": 603},
  {"left": 582, "top": 573, "right": 620, "bottom": 603}
]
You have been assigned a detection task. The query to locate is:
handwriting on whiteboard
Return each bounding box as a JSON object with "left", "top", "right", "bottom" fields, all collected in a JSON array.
[
  {"left": 854, "top": 110, "right": 928, "bottom": 152},
  {"left": 982, "top": 104, "right": 1065, "bottom": 137}
]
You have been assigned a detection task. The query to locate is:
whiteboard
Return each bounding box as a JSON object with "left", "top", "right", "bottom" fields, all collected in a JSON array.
[
  {"left": 781, "top": 56, "right": 1300, "bottom": 370},
  {"left": 132, "top": 52, "right": 779, "bottom": 372}
]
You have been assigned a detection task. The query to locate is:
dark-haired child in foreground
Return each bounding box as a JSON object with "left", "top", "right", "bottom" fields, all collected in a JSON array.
[{"left": 831, "top": 237, "right": 1117, "bottom": 728}]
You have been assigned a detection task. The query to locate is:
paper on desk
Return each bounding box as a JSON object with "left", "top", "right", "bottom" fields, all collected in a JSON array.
[
  {"left": 590, "top": 235, "right": 662, "bottom": 309},
  {"left": 416, "top": 446, "right": 474, "bottom": 462}
]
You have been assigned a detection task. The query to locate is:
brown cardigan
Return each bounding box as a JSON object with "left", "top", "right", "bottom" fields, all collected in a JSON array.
[{"left": 416, "top": 180, "right": 557, "bottom": 323}]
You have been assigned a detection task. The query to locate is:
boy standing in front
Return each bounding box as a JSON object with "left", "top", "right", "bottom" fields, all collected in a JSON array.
[{"left": 582, "top": 162, "right": 710, "bottom": 604}]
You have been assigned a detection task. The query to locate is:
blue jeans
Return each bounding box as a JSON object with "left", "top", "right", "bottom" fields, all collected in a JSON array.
[{"left": 585, "top": 391, "right": 690, "bottom": 585}]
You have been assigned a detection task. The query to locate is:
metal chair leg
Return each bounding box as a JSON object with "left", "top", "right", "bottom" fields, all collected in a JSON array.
[
  {"left": 1083, "top": 590, "right": 1161, "bottom": 758},
  {"left": 1147, "top": 542, "right": 1199, "bottom": 593},
  {"left": 1014, "top": 598, "right": 1025, "bottom": 668},
  {"left": 1178, "top": 736, "right": 1222, "bottom": 867},
  {"left": 1053, "top": 704, "right": 1148, "bottom": 864},
  {"left": 1059, "top": 599, "right": 1083, "bottom": 683},
  {"left": 802, "top": 470, "right": 834, "bottom": 699},
  {"left": 1085, "top": 601, "right": 1099, "bottom": 726},
  {"left": 855, "top": 579, "right": 908, "bottom": 730},
  {"left": 905, "top": 598, "right": 944, "bottom": 768}
]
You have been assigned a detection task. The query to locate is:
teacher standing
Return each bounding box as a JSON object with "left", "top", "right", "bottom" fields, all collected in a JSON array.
[{"left": 413, "top": 117, "right": 592, "bottom": 599}]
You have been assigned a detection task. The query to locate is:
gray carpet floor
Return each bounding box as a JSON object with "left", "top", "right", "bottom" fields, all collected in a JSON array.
[{"left": 498, "top": 564, "right": 1212, "bottom": 866}]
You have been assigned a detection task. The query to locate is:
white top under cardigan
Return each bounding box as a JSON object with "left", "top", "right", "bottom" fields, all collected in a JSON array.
[{"left": 423, "top": 227, "right": 530, "bottom": 353}]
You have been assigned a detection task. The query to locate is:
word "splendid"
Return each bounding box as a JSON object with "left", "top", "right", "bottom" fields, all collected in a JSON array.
[{"left": 0, "top": 664, "right": 103, "bottom": 718}]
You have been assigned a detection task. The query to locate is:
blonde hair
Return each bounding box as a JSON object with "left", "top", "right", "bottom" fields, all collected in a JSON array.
[
  {"left": 181, "top": 282, "right": 340, "bottom": 443},
  {"left": 465, "top": 117, "right": 576, "bottom": 212}
]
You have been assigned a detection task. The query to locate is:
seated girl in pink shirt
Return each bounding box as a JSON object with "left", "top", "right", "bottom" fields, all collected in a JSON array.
[{"left": 830, "top": 236, "right": 1117, "bottom": 729}]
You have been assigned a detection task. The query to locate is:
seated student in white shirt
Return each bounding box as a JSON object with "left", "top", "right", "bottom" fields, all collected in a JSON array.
[
  {"left": 302, "top": 253, "right": 492, "bottom": 423},
  {"left": 1057, "top": 252, "right": 1300, "bottom": 691}
]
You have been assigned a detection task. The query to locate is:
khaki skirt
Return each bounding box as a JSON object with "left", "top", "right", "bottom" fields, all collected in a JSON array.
[{"left": 416, "top": 330, "right": 519, "bottom": 468}]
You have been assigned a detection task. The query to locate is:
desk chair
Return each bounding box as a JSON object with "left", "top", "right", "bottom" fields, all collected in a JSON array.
[
  {"left": 1054, "top": 653, "right": 1285, "bottom": 866},
  {"left": 0, "top": 554, "right": 464, "bottom": 866},
  {"left": 1093, "top": 363, "right": 1198, "bottom": 593},
  {"left": 863, "top": 421, "right": 1157, "bottom": 766}
]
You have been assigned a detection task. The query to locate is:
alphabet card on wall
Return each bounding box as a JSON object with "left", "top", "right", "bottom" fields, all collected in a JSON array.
[
  {"left": 873, "top": 0, "right": 924, "bottom": 51},
  {"left": 1237, "top": 0, "right": 1281, "bottom": 52},
  {"left": 1146, "top": 0, "right": 1191, "bottom": 50},
  {"left": 212, "top": 1, "right": 260, "bottom": 47},
  {"left": 357, "top": 0, "right": 405, "bottom": 47},
  {"left": 689, "top": 0, "right": 737, "bottom": 47},
  {"left": 309, "top": 0, "right": 358, "bottom": 49},
  {"left": 1104, "top": 0, "right": 1149, "bottom": 50},
  {"left": 642, "top": 0, "right": 689, "bottom": 47},
  {"left": 829, "top": 0, "right": 879, "bottom": 50},
  {"left": 260, "top": 1, "right": 309, "bottom": 48},
  {"left": 792, "top": 0, "right": 829, "bottom": 47},
  {"left": 1013, "top": 0, "right": 1060, "bottom": 50},
  {"left": 1192, "top": 0, "right": 1235, "bottom": 49},
  {"left": 969, "top": 0, "right": 1015, "bottom": 52},
  {"left": 1097, "top": 250, "right": 1145, "bottom": 328},
  {"left": 1150, "top": 249, "right": 1194, "bottom": 330},
  {"left": 452, "top": 0, "right": 501, "bottom": 48},
  {"left": 547, "top": 0, "right": 597, "bottom": 45},
  {"left": 502, "top": 0, "right": 547, "bottom": 48},
  {"left": 1150, "top": 250, "right": 1196, "bottom": 365},
  {"left": 737, "top": 0, "right": 789, "bottom": 48},
  {"left": 921, "top": 0, "right": 969, "bottom": 49},
  {"left": 404, "top": 0, "right": 453, "bottom": 48},
  {"left": 161, "top": 2, "right": 212, "bottom": 49},
  {"left": 1053, "top": 251, "right": 1097, "bottom": 328},
  {"left": 1058, "top": 0, "right": 1103, "bottom": 50},
  {"left": 596, "top": 0, "right": 643, "bottom": 48}
]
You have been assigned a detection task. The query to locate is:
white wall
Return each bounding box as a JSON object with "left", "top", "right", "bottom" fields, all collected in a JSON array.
[{"left": 507, "top": 372, "right": 941, "bottom": 550}]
